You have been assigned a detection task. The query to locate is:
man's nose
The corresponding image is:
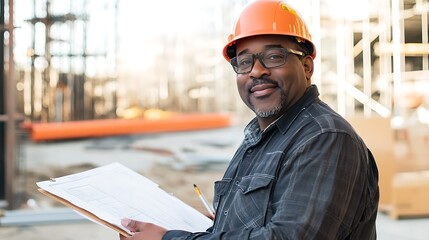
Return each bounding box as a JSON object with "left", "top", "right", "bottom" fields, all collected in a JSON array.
[{"left": 250, "top": 57, "right": 270, "bottom": 77}]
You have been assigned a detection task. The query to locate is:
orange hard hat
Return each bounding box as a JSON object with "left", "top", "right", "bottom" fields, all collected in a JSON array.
[{"left": 223, "top": 0, "right": 316, "bottom": 62}]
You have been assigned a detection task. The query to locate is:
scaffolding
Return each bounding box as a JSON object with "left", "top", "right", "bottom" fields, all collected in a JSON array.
[
  {"left": 1, "top": 0, "right": 119, "bottom": 209},
  {"left": 317, "top": 0, "right": 429, "bottom": 118},
  {"left": 20, "top": 0, "right": 119, "bottom": 122}
]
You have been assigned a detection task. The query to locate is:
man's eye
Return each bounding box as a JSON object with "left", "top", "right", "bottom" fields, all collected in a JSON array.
[
  {"left": 238, "top": 58, "right": 252, "bottom": 66},
  {"left": 266, "top": 54, "right": 284, "bottom": 60}
]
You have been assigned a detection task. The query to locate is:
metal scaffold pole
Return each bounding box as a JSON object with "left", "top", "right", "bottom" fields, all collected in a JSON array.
[
  {"left": 391, "top": 0, "right": 405, "bottom": 117},
  {"left": 5, "top": 0, "right": 16, "bottom": 209},
  {"left": 0, "top": 0, "right": 5, "bottom": 207}
]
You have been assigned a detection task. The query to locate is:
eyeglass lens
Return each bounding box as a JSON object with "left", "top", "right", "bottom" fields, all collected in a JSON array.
[{"left": 231, "top": 48, "right": 303, "bottom": 74}]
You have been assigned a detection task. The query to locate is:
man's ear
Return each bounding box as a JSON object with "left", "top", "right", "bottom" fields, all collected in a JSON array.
[{"left": 303, "top": 56, "right": 314, "bottom": 80}]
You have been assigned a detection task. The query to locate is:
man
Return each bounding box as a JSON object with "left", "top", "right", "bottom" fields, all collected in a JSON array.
[{"left": 120, "top": 0, "right": 379, "bottom": 239}]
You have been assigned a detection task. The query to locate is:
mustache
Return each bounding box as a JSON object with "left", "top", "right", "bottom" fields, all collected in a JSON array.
[{"left": 250, "top": 77, "right": 278, "bottom": 88}]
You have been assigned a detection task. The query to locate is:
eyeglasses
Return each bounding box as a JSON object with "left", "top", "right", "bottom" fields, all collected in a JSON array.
[{"left": 230, "top": 47, "right": 306, "bottom": 74}]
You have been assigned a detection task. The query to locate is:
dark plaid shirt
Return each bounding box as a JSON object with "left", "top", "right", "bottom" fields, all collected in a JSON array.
[{"left": 163, "top": 85, "right": 379, "bottom": 240}]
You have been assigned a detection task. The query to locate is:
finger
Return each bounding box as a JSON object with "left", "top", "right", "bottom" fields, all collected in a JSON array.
[
  {"left": 121, "top": 218, "right": 130, "bottom": 228},
  {"left": 121, "top": 218, "right": 141, "bottom": 232}
]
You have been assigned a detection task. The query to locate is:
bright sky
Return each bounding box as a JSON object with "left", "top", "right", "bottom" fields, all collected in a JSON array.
[
  {"left": 13, "top": 0, "right": 315, "bottom": 73},
  {"left": 12, "top": 0, "right": 321, "bottom": 82}
]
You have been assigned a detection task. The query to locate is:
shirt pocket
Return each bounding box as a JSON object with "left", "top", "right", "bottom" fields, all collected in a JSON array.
[
  {"left": 236, "top": 175, "right": 272, "bottom": 194},
  {"left": 232, "top": 175, "right": 274, "bottom": 228},
  {"left": 213, "top": 179, "right": 230, "bottom": 212}
]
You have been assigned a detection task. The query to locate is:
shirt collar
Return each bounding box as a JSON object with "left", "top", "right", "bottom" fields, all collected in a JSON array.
[
  {"left": 243, "top": 118, "right": 261, "bottom": 147},
  {"left": 275, "top": 85, "right": 320, "bottom": 135}
]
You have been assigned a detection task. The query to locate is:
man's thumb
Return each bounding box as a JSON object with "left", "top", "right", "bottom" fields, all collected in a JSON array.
[{"left": 121, "top": 218, "right": 138, "bottom": 231}]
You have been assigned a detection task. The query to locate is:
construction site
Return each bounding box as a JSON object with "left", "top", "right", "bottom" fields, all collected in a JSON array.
[{"left": 1, "top": 0, "right": 429, "bottom": 239}]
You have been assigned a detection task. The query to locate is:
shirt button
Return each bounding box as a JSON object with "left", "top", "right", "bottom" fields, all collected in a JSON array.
[
  {"left": 247, "top": 149, "right": 252, "bottom": 153},
  {"left": 224, "top": 210, "right": 228, "bottom": 215}
]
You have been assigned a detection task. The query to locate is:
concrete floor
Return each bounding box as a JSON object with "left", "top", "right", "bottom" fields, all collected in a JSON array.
[
  {"left": 1, "top": 126, "right": 429, "bottom": 239},
  {"left": 1, "top": 210, "right": 429, "bottom": 240},
  {"left": 1, "top": 210, "right": 428, "bottom": 240}
]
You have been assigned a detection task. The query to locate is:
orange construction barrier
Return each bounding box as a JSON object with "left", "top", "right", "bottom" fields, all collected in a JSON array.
[{"left": 27, "top": 113, "right": 232, "bottom": 141}]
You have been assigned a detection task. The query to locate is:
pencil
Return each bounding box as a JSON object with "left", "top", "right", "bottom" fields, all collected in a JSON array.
[{"left": 193, "top": 184, "right": 215, "bottom": 219}]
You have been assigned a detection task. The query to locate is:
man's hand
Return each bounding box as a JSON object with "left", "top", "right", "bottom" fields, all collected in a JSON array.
[{"left": 119, "top": 218, "right": 167, "bottom": 240}]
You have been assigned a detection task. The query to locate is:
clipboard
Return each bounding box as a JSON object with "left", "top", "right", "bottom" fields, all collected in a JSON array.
[
  {"left": 36, "top": 162, "right": 212, "bottom": 236},
  {"left": 38, "top": 188, "right": 131, "bottom": 237}
]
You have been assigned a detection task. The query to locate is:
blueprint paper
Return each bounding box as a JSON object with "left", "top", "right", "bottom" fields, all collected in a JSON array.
[{"left": 37, "top": 162, "right": 213, "bottom": 235}]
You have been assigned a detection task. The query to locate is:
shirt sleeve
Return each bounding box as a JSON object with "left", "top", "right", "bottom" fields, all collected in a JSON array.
[{"left": 163, "top": 131, "right": 374, "bottom": 240}]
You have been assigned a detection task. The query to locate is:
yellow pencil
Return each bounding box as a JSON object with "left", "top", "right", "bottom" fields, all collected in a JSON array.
[{"left": 193, "top": 184, "right": 215, "bottom": 219}]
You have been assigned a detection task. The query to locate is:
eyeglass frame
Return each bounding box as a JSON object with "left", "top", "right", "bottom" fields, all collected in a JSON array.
[{"left": 230, "top": 47, "right": 306, "bottom": 74}]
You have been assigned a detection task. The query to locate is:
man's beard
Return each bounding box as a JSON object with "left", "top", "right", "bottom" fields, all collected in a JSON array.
[
  {"left": 255, "top": 105, "right": 282, "bottom": 118},
  {"left": 252, "top": 92, "right": 286, "bottom": 118}
]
